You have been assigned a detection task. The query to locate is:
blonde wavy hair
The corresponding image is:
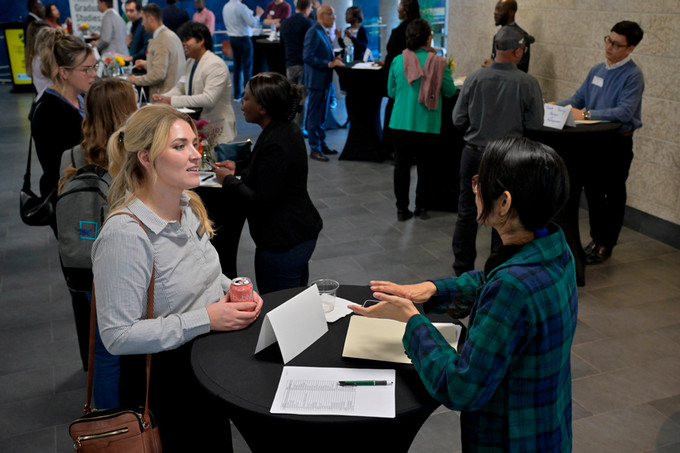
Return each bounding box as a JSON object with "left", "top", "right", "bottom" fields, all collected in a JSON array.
[{"left": 107, "top": 104, "right": 214, "bottom": 237}]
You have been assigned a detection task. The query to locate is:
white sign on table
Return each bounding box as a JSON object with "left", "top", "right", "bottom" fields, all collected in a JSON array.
[
  {"left": 543, "top": 103, "right": 576, "bottom": 129},
  {"left": 255, "top": 285, "right": 329, "bottom": 364},
  {"left": 69, "top": 0, "right": 120, "bottom": 37}
]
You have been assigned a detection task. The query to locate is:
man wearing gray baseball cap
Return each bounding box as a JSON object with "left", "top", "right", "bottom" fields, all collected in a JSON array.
[{"left": 450, "top": 25, "right": 544, "bottom": 276}]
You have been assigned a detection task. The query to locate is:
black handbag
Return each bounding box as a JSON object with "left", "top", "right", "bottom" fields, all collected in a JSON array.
[{"left": 20, "top": 135, "right": 55, "bottom": 226}]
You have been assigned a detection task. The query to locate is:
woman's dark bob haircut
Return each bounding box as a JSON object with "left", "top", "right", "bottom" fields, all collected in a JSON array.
[
  {"left": 477, "top": 136, "right": 569, "bottom": 232},
  {"left": 246, "top": 72, "right": 304, "bottom": 123}
]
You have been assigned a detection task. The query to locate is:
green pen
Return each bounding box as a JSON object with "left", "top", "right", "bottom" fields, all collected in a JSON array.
[{"left": 338, "top": 380, "right": 394, "bottom": 386}]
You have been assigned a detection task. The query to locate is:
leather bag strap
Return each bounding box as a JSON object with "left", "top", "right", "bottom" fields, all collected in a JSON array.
[
  {"left": 24, "top": 98, "right": 40, "bottom": 191},
  {"left": 22, "top": 136, "right": 34, "bottom": 192},
  {"left": 84, "top": 212, "right": 155, "bottom": 420}
]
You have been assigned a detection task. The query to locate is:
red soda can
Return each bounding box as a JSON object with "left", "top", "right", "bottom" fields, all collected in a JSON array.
[{"left": 229, "top": 277, "right": 253, "bottom": 303}]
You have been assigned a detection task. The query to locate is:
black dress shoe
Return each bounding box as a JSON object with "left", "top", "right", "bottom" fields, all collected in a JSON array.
[
  {"left": 586, "top": 245, "right": 611, "bottom": 265},
  {"left": 397, "top": 209, "right": 413, "bottom": 221},
  {"left": 321, "top": 145, "right": 338, "bottom": 155},
  {"left": 310, "top": 151, "right": 329, "bottom": 162},
  {"left": 583, "top": 241, "right": 597, "bottom": 255},
  {"left": 414, "top": 208, "right": 429, "bottom": 220}
]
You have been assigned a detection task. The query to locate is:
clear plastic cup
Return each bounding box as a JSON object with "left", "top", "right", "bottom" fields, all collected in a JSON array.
[{"left": 310, "top": 279, "right": 339, "bottom": 313}]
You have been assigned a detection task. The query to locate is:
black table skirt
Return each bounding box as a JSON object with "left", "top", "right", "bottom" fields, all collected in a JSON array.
[
  {"left": 191, "top": 285, "right": 463, "bottom": 453},
  {"left": 526, "top": 121, "right": 622, "bottom": 286},
  {"left": 335, "top": 64, "right": 385, "bottom": 162},
  {"left": 254, "top": 38, "right": 286, "bottom": 76},
  {"left": 251, "top": 34, "right": 269, "bottom": 76}
]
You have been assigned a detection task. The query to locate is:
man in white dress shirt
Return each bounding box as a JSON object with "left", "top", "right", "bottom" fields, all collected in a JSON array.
[{"left": 222, "top": 0, "right": 264, "bottom": 101}]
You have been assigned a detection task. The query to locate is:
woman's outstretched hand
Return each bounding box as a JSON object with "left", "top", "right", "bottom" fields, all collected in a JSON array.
[
  {"left": 348, "top": 291, "right": 419, "bottom": 323},
  {"left": 369, "top": 280, "right": 437, "bottom": 303}
]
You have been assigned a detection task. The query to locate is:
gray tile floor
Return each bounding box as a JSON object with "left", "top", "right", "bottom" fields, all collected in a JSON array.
[{"left": 1, "top": 84, "right": 679, "bottom": 452}]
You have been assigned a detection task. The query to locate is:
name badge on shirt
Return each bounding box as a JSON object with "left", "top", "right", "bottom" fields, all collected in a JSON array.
[{"left": 592, "top": 76, "right": 604, "bottom": 87}]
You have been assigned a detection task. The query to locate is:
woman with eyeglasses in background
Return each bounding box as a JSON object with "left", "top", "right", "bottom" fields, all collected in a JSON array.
[
  {"left": 31, "top": 30, "right": 96, "bottom": 237},
  {"left": 30, "top": 31, "right": 97, "bottom": 379}
]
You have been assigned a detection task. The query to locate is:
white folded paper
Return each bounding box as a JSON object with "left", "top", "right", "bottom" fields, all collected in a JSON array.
[
  {"left": 544, "top": 103, "right": 576, "bottom": 129},
  {"left": 325, "top": 297, "right": 360, "bottom": 323},
  {"left": 352, "top": 62, "right": 381, "bottom": 70},
  {"left": 255, "top": 286, "right": 329, "bottom": 363}
]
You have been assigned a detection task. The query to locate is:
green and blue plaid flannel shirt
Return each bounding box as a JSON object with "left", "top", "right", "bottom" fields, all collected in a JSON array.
[{"left": 403, "top": 227, "right": 577, "bottom": 452}]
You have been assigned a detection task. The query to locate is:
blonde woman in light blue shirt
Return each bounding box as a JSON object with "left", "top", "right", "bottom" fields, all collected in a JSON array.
[{"left": 92, "top": 104, "right": 262, "bottom": 450}]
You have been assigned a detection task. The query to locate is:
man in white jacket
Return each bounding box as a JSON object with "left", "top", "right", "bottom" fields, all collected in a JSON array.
[{"left": 151, "top": 21, "right": 236, "bottom": 145}]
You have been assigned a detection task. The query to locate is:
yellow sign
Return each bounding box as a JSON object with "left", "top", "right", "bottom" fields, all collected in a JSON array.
[{"left": 4, "top": 28, "right": 32, "bottom": 86}]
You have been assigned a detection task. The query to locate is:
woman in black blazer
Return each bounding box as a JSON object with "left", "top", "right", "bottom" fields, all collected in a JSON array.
[{"left": 214, "top": 72, "right": 323, "bottom": 295}]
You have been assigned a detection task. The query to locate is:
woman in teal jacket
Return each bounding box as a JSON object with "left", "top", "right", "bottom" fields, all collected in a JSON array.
[
  {"left": 388, "top": 18, "right": 456, "bottom": 221},
  {"left": 351, "top": 137, "right": 577, "bottom": 452}
]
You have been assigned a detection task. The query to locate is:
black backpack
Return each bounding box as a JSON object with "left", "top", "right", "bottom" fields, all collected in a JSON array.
[{"left": 56, "top": 160, "right": 113, "bottom": 291}]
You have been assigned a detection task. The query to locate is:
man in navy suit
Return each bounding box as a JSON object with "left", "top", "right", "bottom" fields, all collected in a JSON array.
[{"left": 303, "top": 4, "right": 344, "bottom": 162}]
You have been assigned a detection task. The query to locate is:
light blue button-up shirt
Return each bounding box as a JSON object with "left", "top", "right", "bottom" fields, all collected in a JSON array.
[
  {"left": 92, "top": 194, "right": 231, "bottom": 355},
  {"left": 222, "top": 0, "right": 260, "bottom": 37}
]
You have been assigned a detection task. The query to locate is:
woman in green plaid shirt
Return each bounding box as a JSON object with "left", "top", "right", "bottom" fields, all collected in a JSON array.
[{"left": 351, "top": 136, "right": 577, "bottom": 452}]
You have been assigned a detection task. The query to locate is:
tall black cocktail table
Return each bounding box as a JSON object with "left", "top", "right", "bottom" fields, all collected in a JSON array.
[
  {"left": 527, "top": 121, "right": 622, "bottom": 286},
  {"left": 191, "top": 285, "right": 458, "bottom": 453}
]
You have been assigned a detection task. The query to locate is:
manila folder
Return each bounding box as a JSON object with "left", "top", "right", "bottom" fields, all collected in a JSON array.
[{"left": 342, "top": 316, "right": 460, "bottom": 364}]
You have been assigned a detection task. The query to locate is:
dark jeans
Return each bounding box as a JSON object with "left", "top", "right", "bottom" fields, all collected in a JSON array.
[
  {"left": 255, "top": 239, "right": 317, "bottom": 295},
  {"left": 83, "top": 291, "right": 121, "bottom": 409},
  {"left": 452, "top": 144, "right": 485, "bottom": 275},
  {"left": 382, "top": 97, "right": 396, "bottom": 160},
  {"left": 585, "top": 134, "right": 634, "bottom": 250},
  {"left": 392, "top": 129, "right": 437, "bottom": 212},
  {"left": 230, "top": 36, "right": 253, "bottom": 99},
  {"left": 306, "top": 88, "right": 330, "bottom": 153}
]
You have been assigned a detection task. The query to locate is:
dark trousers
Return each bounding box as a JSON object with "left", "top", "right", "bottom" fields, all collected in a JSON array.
[
  {"left": 255, "top": 239, "right": 317, "bottom": 295},
  {"left": 230, "top": 36, "right": 253, "bottom": 99},
  {"left": 452, "top": 144, "right": 485, "bottom": 275},
  {"left": 585, "top": 134, "right": 634, "bottom": 250},
  {"left": 392, "top": 129, "right": 437, "bottom": 212},
  {"left": 119, "top": 342, "right": 232, "bottom": 452},
  {"left": 382, "top": 98, "right": 396, "bottom": 160},
  {"left": 306, "top": 87, "right": 330, "bottom": 153}
]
